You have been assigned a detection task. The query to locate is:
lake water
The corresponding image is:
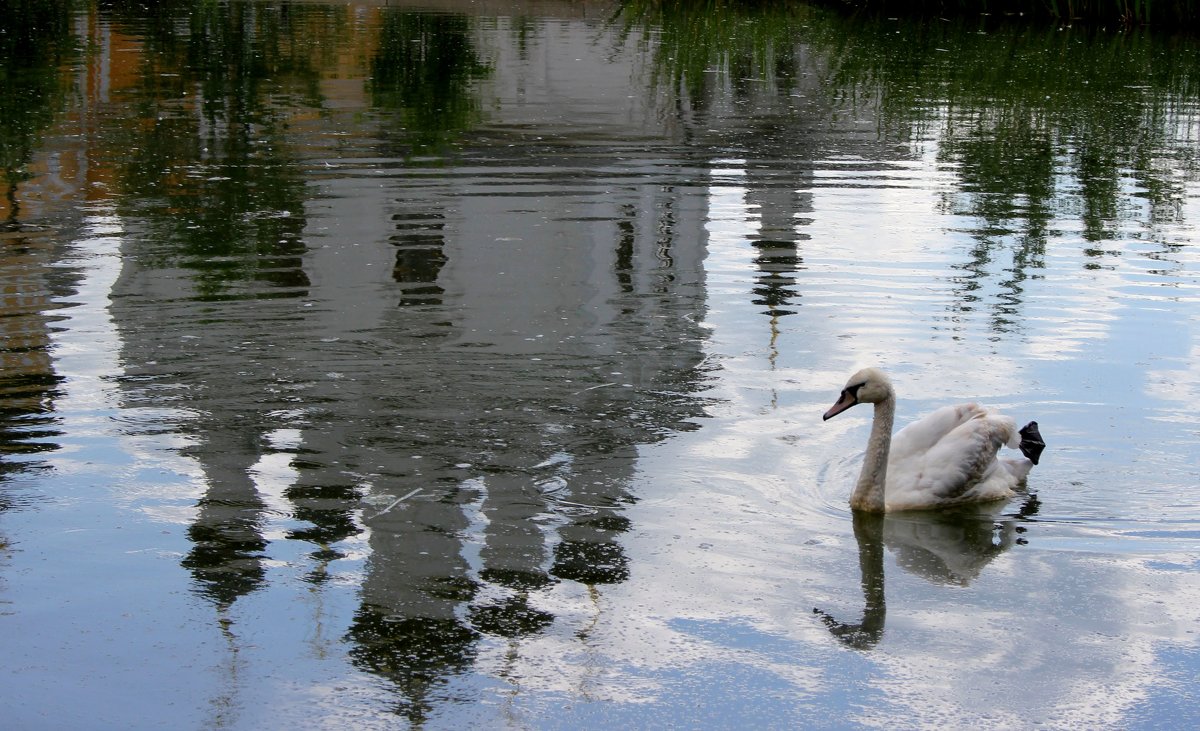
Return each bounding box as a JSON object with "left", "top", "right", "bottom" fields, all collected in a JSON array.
[{"left": 2, "top": 1, "right": 1199, "bottom": 728}]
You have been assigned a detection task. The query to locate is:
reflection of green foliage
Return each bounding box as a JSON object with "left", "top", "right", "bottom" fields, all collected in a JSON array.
[
  {"left": 120, "top": 112, "right": 310, "bottom": 300},
  {"left": 182, "top": 514, "right": 269, "bottom": 606},
  {"left": 814, "top": 16, "right": 1200, "bottom": 239},
  {"left": 285, "top": 480, "right": 364, "bottom": 547},
  {"left": 346, "top": 611, "right": 479, "bottom": 726},
  {"left": 370, "top": 12, "right": 490, "bottom": 155},
  {"left": 619, "top": 0, "right": 816, "bottom": 111},
  {"left": 624, "top": 1, "right": 1199, "bottom": 332},
  {"left": 805, "top": 16, "right": 1200, "bottom": 328},
  {"left": 0, "top": 0, "right": 78, "bottom": 221},
  {"left": 623, "top": 1, "right": 1200, "bottom": 246},
  {"left": 551, "top": 539, "right": 630, "bottom": 584},
  {"left": 112, "top": 1, "right": 336, "bottom": 298},
  {"left": 811, "top": 0, "right": 1200, "bottom": 27}
]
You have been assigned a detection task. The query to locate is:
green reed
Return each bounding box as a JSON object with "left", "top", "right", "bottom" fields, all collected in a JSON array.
[{"left": 812, "top": 0, "right": 1198, "bottom": 28}]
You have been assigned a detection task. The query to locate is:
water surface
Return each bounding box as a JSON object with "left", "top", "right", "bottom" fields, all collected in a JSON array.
[{"left": 2, "top": 2, "right": 1199, "bottom": 728}]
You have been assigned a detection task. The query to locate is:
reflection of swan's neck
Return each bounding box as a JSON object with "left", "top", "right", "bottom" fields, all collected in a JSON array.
[
  {"left": 851, "top": 397, "right": 894, "bottom": 513},
  {"left": 815, "top": 511, "right": 886, "bottom": 649}
]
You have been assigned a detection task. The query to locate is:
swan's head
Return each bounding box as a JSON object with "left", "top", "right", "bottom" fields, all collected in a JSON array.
[{"left": 823, "top": 367, "right": 893, "bottom": 420}]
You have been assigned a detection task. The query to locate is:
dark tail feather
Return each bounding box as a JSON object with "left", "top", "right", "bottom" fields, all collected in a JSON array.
[{"left": 1019, "top": 421, "right": 1045, "bottom": 465}]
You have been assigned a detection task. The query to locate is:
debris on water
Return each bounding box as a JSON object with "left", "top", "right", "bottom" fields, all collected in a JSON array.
[{"left": 374, "top": 488, "right": 423, "bottom": 516}]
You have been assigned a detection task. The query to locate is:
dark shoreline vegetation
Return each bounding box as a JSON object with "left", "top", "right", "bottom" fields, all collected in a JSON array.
[{"left": 809, "top": 0, "right": 1198, "bottom": 28}]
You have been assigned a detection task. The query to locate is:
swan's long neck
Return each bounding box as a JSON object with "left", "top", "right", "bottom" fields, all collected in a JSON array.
[{"left": 850, "top": 396, "right": 894, "bottom": 513}]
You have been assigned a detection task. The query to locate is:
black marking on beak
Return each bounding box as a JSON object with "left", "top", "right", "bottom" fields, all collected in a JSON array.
[{"left": 823, "top": 384, "right": 862, "bottom": 421}]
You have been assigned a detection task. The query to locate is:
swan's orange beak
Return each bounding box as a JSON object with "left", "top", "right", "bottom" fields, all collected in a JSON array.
[{"left": 823, "top": 388, "right": 858, "bottom": 420}]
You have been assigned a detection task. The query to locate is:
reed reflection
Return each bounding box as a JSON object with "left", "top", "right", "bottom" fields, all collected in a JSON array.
[
  {"left": 813, "top": 11, "right": 1200, "bottom": 235},
  {"left": 826, "top": 15, "right": 1200, "bottom": 329},
  {"left": 631, "top": 0, "right": 1200, "bottom": 332},
  {"left": 625, "top": 0, "right": 825, "bottom": 321},
  {"left": 815, "top": 495, "right": 1039, "bottom": 650},
  {"left": 370, "top": 10, "right": 490, "bottom": 155}
]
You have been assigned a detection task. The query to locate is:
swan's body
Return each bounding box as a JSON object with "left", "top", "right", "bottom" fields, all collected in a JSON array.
[{"left": 823, "top": 368, "right": 1044, "bottom": 513}]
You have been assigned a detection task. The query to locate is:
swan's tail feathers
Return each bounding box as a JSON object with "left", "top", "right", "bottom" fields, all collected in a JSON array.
[{"left": 1019, "top": 421, "right": 1045, "bottom": 465}]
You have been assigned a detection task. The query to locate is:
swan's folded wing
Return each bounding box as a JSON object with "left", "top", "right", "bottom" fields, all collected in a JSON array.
[
  {"left": 890, "top": 412, "right": 1018, "bottom": 503},
  {"left": 888, "top": 403, "right": 987, "bottom": 465}
]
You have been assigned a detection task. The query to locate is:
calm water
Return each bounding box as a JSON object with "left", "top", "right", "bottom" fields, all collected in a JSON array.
[{"left": 2, "top": 1, "right": 1199, "bottom": 728}]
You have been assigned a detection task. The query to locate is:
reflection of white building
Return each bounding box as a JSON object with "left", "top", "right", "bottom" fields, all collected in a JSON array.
[{"left": 104, "top": 4, "right": 721, "bottom": 717}]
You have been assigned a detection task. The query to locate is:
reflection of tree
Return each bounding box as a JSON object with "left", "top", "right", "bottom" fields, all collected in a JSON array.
[
  {"left": 619, "top": 0, "right": 817, "bottom": 118},
  {"left": 111, "top": 1, "right": 324, "bottom": 299},
  {"left": 813, "top": 0, "right": 1197, "bottom": 27},
  {"left": 621, "top": 0, "right": 824, "bottom": 320},
  {"left": 816, "top": 495, "right": 1039, "bottom": 649},
  {"left": 628, "top": 3, "right": 1200, "bottom": 330},
  {"left": 0, "top": 0, "right": 76, "bottom": 223},
  {"left": 347, "top": 611, "right": 480, "bottom": 725},
  {"left": 371, "top": 11, "right": 490, "bottom": 155},
  {"left": 0, "top": 294, "right": 65, "bottom": 475},
  {"left": 815, "top": 15, "right": 1200, "bottom": 325}
]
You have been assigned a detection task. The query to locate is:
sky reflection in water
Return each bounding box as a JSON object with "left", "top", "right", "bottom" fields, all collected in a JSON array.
[{"left": 1, "top": 1, "right": 1199, "bottom": 728}]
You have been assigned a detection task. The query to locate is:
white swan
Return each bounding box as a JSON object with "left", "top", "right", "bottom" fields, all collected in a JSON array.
[{"left": 823, "top": 367, "right": 1044, "bottom": 513}]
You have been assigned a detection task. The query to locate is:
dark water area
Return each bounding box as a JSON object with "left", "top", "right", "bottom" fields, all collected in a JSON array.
[{"left": 2, "top": 2, "right": 1200, "bottom": 728}]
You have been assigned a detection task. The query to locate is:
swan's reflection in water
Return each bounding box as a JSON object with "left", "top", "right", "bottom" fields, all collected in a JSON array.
[{"left": 815, "top": 494, "right": 1040, "bottom": 649}]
